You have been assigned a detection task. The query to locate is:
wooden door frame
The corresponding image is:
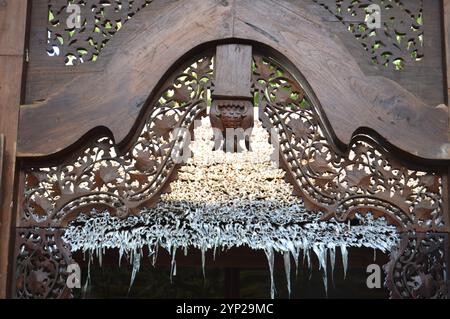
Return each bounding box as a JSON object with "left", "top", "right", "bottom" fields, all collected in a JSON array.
[{"left": 1, "top": 0, "right": 450, "bottom": 299}]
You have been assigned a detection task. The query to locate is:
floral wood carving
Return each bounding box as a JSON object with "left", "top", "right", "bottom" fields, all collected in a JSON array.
[
  {"left": 22, "top": 54, "right": 214, "bottom": 227},
  {"left": 47, "top": 0, "right": 153, "bottom": 65},
  {"left": 22, "top": 49, "right": 444, "bottom": 231},
  {"left": 14, "top": 229, "right": 74, "bottom": 299},
  {"left": 385, "top": 233, "right": 449, "bottom": 299},
  {"left": 253, "top": 54, "right": 444, "bottom": 232},
  {"left": 313, "top": 0, "right": 424, "bottom": 70}
]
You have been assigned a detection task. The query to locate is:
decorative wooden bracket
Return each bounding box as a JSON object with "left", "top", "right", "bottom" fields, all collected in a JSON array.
[{"left": 210, "top": 44, "right": 254, "bottom": 152}]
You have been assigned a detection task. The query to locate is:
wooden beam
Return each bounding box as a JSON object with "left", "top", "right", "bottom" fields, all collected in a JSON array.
[{"left": 0, "top": 0, "right": 28, "bottom": 299}]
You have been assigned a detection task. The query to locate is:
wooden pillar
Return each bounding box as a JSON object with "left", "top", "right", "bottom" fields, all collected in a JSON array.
[{"left": 0, "top": 0, "right": 28, "bottom": 298}]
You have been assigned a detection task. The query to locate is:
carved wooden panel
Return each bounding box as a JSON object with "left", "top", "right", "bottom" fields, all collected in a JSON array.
[
  {"left": 253, "top": 53, "right": 445, "bottom": 232},
  {"left": 20, "top": 0, "right": 449, "bottom": 160},
  {"left": 385, "top": 233, "right": 449, "bottom": 299},
  {"left": 21, "top": 54, "right": 213, "bottom": 227},
  {"left": 47, "top": 0, "right": 152, "bottom": 65},
  {"left": 20, "top": 48, "right": 446, "bottom": 234},
  {"left": 14, "top": 228, "right": 73, "bottom": 299},
  {"left": 313, "top": 0, "right": 424, "bottom": 71}
]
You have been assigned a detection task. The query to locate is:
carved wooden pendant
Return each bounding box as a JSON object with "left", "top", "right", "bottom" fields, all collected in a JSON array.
[{"left": 210, "top": 44, "right": 254, "bottom": 152}]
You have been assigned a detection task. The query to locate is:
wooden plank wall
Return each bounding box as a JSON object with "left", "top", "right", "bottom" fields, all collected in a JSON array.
[{"left": 0, "top": 0, "right": 28, "bottom": 298}]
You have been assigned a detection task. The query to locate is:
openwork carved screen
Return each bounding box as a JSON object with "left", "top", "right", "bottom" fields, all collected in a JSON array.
[
  {"left": 22, "top": 48, "right": 445, "bottom": 232},
  {"left": 252, "top": 53, "right": 444, "bottom": 231},
  {"left": 23, "top": 53, "right": 214, "bottom": 226},
  {"left": 313, "top": 0, "right": 424, "bottom": 70},
  {"left": 14, "top": 229, "right": 73, "bottom": 299},
  {"left": 385, "top": 233, "right": 449, "bottom": 299},
  {"left": 47, "top": 0, "right": 153, "bottom": 65}
]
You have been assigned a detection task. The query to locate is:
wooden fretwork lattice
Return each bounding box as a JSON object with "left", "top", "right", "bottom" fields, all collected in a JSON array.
[
  {"left": 313, "top": 0, "right": 424, "bottom": 70},
  {"left": 47, "top": 0, "right": 153, "bottom": 65}
]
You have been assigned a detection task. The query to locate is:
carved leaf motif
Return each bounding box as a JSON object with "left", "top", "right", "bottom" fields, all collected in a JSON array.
[
  {"left": 172, "top": 85, "right": 192, "bottom": 103},
  {"left": 253, "top": 57, "right": 276, "bottom": 82},
  {"left": 51, "top": 182, "right": 62, "bottom": 197},
  {"left": 129, "top": 173, "right": 149, "bottom": 185},
  {"left": 99, "top": 166, "right": 120, "bottom": 184},
  {"left": 134, "top": 150, "right": 157, "bottom": 172},
  {"left": 91, "top": 165, "right": 120, "bottom": 190},
  {"left": 275, "top": 85, "right": 293, "bottom": 104},
  {"left": 194, "top": 58, "right": 212, "bottom": 76},
  {"left": 289, "top": 120, "right": 311, "bottom": 140},
  {"left": 310, "top": 153, "right": 330, "bottom": 174},
  {"left": 346, "top": 167, "right": 371, "bottom": 188},
  {"left": 419, "top": 175, "right": 440, "bottom": 194},
  {"left": 29, "top": 269, "right": 50, "bottom": 296},
  {"left": 154, "top": 114, "right": 178, "bottom": 139},
  {"left": 414, "top": 200, "right": 434, "bottom": 221},
  {"left": 30, "top": 197, "right": 53, "bottom": 217},
  {"left": 402, "top": 186, "right": 413, "bottom": 199},
  {"left": 314, "top": 177, "right": 333, "bottom": 188}
]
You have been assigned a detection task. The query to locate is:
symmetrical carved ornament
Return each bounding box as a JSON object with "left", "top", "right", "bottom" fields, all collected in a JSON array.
[
  {"left": 21, "top": 50, "right": 445, "bottom": 232},
  {"left": 313, "top": 0, "right": 424, "bottom": 70},
  {"left": 14, "top": 228, "right": 74, "bottom": 299},
  {"left": 22, "top": 54, "right": 214, "bottom": 227},
  {"left": 47, "top": 0, "right": 153, "bottom": 65},
  {"left": 385, "top": 233, "right": 449, "bottom": 299}
]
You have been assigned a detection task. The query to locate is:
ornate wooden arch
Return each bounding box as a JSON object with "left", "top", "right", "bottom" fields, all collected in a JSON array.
[
  {"left": 5, "top": 0, "right": 450, "bottom": 299},
  {"left": 17, "top": 0, "right": 449, "bottom": 161}
]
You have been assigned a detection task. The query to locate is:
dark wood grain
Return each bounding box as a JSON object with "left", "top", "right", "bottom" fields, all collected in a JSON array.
[
  {"left": 0, "top": 0, "right": 28, "bottom": 299},
  {"left": 17, "top": 0, "right": 450, "bottom": 161}
]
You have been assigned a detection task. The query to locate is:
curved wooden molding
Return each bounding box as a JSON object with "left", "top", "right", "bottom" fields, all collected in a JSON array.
[{"left": 17, "top": 0, "right": 450, "bottom": 161}]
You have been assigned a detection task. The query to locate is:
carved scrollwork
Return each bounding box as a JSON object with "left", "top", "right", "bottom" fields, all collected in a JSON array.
[
  {"left": 253, "top": 54, "right": 444, "bottom": 231},
  {"left": 47, "top": 0, "right": 153, "bottom": 65},
  {"left": 385, "top": 233, "right": 449, "bottom": 299},
  {"left": 22, "top": 54, "right": 214, "bottom": 227},
  {"left": 313, "top": 0, "right": 424, "bottom": 71},
  {"left": 14, "top": 228, "right": 74, "bottom": 299}
]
